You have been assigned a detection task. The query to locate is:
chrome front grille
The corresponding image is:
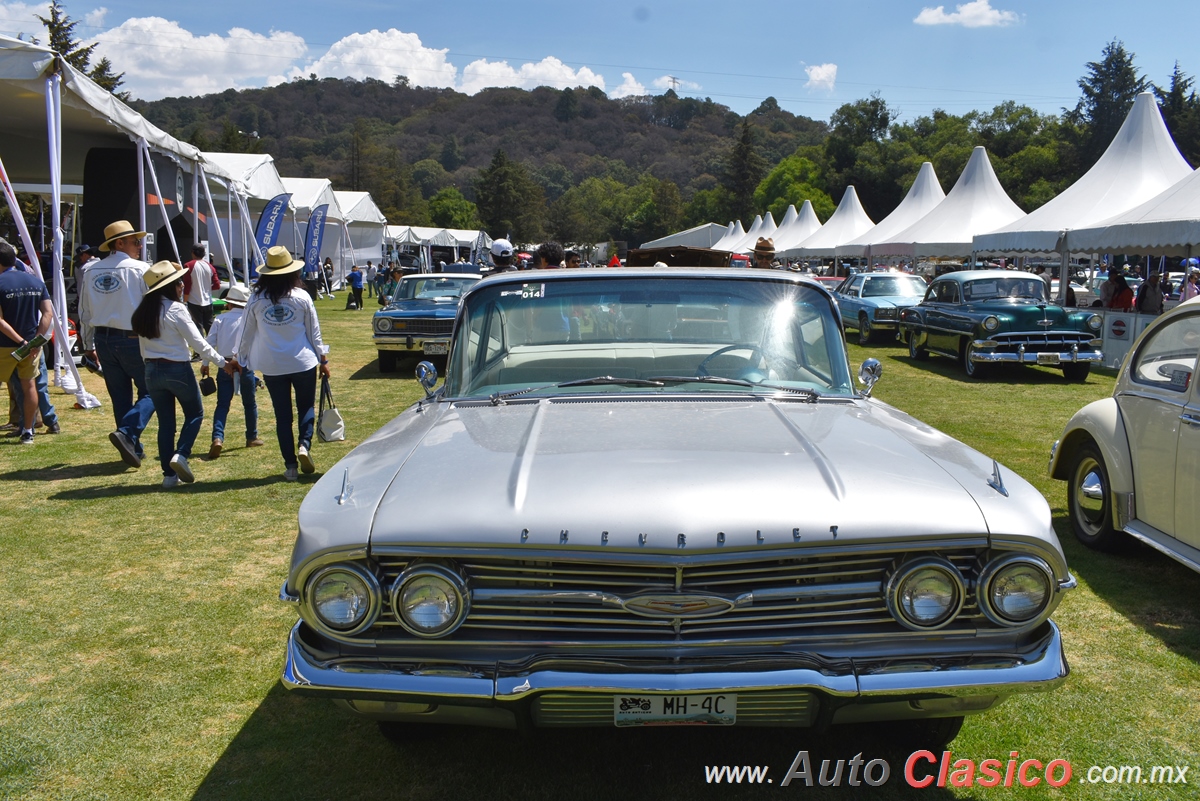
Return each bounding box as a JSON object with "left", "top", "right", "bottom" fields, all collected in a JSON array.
[
  {"left": 380, "top": 317, "right": 454, "bottom": 336},
  {"left": 532, "top": 690, "right": 816, "bottom": 727},
  {"left": 371, "top": 549, "right": 985, "bottom": 642},
  {"left": 992, "top": 331, "right": 1095, "bottom": 348}
]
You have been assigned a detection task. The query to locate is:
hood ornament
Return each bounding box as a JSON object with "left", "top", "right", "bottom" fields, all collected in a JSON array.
[{"left": 988, "top": 459, "right": 1009, "bottom": 497}]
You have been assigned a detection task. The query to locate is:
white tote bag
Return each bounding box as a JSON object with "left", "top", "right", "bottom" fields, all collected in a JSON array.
[{"left": 318, "top": 374, "right": 346, "bottom": 442}]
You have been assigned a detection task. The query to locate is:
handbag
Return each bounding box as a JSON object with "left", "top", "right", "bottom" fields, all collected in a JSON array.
[
  {"left": 199, "top": 375, "right": 217, "bottom": 396},
  {"left": 317, "top": 373, "right": 346, "bottom": 442}
]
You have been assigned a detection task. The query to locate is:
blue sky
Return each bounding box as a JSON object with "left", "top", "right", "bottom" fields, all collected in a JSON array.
[{"left": 1, "top": 1, "right": 1196, "bottom": 123}]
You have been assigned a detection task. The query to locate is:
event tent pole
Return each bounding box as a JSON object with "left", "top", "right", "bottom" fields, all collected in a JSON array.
[
  {"left": 137, "top": 141, "right": 146, "bottom": 250},
  {"left": 139, "top": 139, "right": 181, "bottom": 265},
  {"left": 192, "top": 164, "right": 200, "bottom": 246},
  {"left": 199, "top": 169, "right": 233, "bottom": 281}
]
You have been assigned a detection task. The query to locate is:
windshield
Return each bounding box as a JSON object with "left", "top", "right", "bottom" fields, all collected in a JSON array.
[
  {"left": 445, "top": 276, "right": 853, "bottom": 398},
  {"left": 962, "top": 276, "right": 1047, "bottom": 302},
  {"left": 862, "top": 276, "right": 928, "bottom": 298},
  {"left": 396, "top": 276, "right": 478, "bottom": 300}
]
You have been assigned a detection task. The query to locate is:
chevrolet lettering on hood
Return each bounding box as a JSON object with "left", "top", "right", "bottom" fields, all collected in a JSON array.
[{"left": 281, "top": 267, "right": 1073, "bottom": 745}]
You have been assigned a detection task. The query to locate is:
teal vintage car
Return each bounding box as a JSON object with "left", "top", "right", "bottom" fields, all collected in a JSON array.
[{"left": 900, "top": 270, "right": 1104, "bottom": 380}]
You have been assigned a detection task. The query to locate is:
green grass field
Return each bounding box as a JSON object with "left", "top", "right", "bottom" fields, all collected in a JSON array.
[{"left": 1, "top": 297, "right": 1197, "bottom": 800}]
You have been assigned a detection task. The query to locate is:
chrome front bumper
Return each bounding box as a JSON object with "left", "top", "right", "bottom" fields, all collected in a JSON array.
[
  {"left": 971, "top": 344, "right": 1103, "bottom": 365},
  {"left": 373, "top": 336, "right": 450, "bottom": 352},
  {"left": 282, "top": 621, "right": 1069, "bottom": 727}
]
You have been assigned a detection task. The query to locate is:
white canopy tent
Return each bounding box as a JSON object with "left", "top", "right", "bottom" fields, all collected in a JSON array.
[
  {"left": 1068, "top": 167, "right": 1200, "bottom": 257},
  {"left": 771, "top": 201, "right": 823, "bottom": 253},
  {"left": 873, "top": 147, "right": 1025, "bottom": 259},
  {"left": 719, "top": 215, "right": 763, "bottom": 253},
  {"left": 734, "top": 211, "right": 777, "bottom": 253},
  {"left": 278, "top": 176, "right": 348, "bottom": 282},
  {"left": 973, "top": 93, "right": 1192, "bottom": 257},
  {"left": 641, "top": 222, "right": 728, "bottom": 249},
  {"left": 333, "top": 190, "right": 387, "bottom": 267},
  {"left": 710, "top": 220, "right": 745, "bottom": 250},
  {"left": 838, "top": 162, "right": 946, "bottom": 260},
  {"left": 784, "top": 187, "right": 874, "bottom": 259},
  {"left": 200, "top": 152, "right": 293, "bottom": 279}
]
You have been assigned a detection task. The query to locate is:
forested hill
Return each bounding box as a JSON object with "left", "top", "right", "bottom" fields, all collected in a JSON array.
[{"left": 134, "top": 78, "right": 826, "bottom": 234}]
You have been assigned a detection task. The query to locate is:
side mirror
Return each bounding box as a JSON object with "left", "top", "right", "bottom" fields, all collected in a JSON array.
[
  {"left": 416, "top": 361, "right": 438, "bottom": 398},
  {"left": 858, "top": 358, "right": 882, "bottom": 397}
]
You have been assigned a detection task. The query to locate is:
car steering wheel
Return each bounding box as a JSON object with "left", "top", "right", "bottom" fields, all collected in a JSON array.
[{"left": 697, "top": 344, "right": 767, "bottom": 378}]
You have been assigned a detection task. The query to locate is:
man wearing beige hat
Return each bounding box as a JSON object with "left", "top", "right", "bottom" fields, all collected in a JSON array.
[
  {"left": 79, "top": 220, "right": 155, "bottom": 467},
  {"left": 753, "top": 237, "right": 776, "bottom": 269}
]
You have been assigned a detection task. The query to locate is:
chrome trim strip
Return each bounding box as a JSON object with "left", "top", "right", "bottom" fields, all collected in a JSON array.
[
  {"left": 971, "top": 350, "right": 1103, "bottom": 364},
  {"left": 282, "top": 621, "right": 1068, "bottom": 703},
  {"left": 1123, "top": 521, "right": 1200, "bottom": 574},
  {"left": 1115, "top": 491, "right": 1135, "bottom": 530},
  {"left": 280, "top": 581, "right": 300, "bottom": 603},
  {"left": 733, "top": 581, "right": 882, "bottom": 605},
  {"left": 472, "top": 588, "right": 625, "bottom": 607},
  {"left": 1058, "top": 574, "right": 1077, "bottom": 591}
]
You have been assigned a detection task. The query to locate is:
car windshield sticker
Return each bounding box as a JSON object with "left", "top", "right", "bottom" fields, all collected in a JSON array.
[{"left": 499, "top": 283, "right": 547, "bottom": 299}]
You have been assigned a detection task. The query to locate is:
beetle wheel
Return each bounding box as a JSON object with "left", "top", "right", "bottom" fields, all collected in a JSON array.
[{"left": 1067, "top": 440, "right": 1122, "bottom": 551}]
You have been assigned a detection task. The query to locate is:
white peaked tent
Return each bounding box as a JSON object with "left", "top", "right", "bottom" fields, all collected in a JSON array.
[
  {"left": 201, "top": 152, "right": 291, "bottom": 276},
  {"left": 874, "top": 147, "right": 1024, "bottom": 258},
  {"left": 973, "top": 93, "right": 1192, "bottom": 257},
  {"left": 202, "top": 152, "right": 286, "bottom": 201},
  {"left": 785, "top": 187, "right": 874, "bottom": 258},
  {"left": 838, "top": 162, "right": 946, "bottom": 259},
  {"left": 736, "top": 211, "right": 778, "bottom": 253},
  {"left": 1068, "top": 167, "right": 1200, "bottom": 256},
  {"left": 641, "top": 222, "right": 728, "bottom": 249},
  {"left": 772, "top": 201, "right": 824, "bottom": 253},
  {"left": 333, "top": 190, "right": 388, "bottom": 266},
  {"left": 278, "top": 177, "right": 348, "bottom": 280},
  {"left": 720, "top": 215, "right": 763, "bottom": 253},
  {"left": 711, "top": 220, "right": 745, "bottom": 250}
]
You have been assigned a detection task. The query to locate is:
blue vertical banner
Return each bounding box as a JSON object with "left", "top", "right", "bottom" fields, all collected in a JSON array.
[
  {"left": 303, "top": 204, "right": 329, "bottom": 276},
  {"left": 254, "top": 193, "right": 292, "bottom": 262}
]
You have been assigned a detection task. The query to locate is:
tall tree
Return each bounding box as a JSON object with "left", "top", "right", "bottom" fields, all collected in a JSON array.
[
  {"left": 1154, "top": 62, "right": 1200, "bottom": 166},
  {"left": 723, "top": 119, "right": 766, "bottom": 222},
  {"left": 475, "top": 149, "right": 546, "bottom": 241},
  {"left": 37, "top": 1, "right": 126, "bottom": 96},
  {"left": 1069, "top": 40, "right": 1147, "bottom": 165}
]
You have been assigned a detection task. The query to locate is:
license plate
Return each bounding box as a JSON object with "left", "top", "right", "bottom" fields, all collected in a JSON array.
[
  {"left": 422, "top": 342, "right": 448, "bottom": 355},
  {"left": 613, "top": 693, "right": 736, "bottom": 727},
  {"left": 1036, "top": 353, "right": 1060, "bottom": 365}
]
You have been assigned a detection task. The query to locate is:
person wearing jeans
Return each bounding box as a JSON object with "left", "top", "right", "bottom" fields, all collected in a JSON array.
[
  {"left": 131, "top": 261, "right": 227, "bottom": 488},
  {"left": 200, "top": 285, "right": 262, "bottom": 458},
  {"left": 229, "top": 246, "right": 330, "bottom": 482}
]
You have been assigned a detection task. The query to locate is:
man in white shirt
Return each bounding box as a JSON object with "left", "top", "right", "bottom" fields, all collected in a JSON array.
[
  {"left": 183, "top": 244, "right": 220, "bottom": 334},
  {"left": 80, "top": 220, "right": 155, "bottom": 468},
  {"left": 364, "top": 261, "right": 377, "bottom": 298},
  {"left": 200, "top": 285, "right": 263, "bottom": 458}
]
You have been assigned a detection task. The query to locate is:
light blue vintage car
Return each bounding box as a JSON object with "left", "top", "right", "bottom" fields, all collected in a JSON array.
[{"left": 835, "top": 272, "right": 930, "bottom": 345}]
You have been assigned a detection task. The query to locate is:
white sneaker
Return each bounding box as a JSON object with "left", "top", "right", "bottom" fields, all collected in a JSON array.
[
  {"left": 284, "top": 467, "right": 299, "bottom": 482},
  {"left": 297, "top": 445, "right": 315, "bottom": 474},
  {"left": 162, "top": 475, "right": 181, "bottom": 489},
  {"left": 169, "top": 454, "right": 195, "bottom": 483}
]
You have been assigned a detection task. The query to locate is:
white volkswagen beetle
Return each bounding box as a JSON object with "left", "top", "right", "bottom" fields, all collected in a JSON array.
[{"left": 1051, "top": 297, "right": 1200, "bottom": 572}]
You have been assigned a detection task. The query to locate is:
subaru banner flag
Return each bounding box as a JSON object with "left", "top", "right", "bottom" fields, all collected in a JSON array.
[
  {"left": 304, "top": 204, "right": 329, "bottom": 277},
  {"left": 254, "top": 193, "right": 292, "bottom": 263}
]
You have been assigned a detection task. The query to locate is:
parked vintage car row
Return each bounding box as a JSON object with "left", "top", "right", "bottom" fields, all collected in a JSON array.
[{"left": 283, "top": 266, "right": 1075, "bottom": 746}]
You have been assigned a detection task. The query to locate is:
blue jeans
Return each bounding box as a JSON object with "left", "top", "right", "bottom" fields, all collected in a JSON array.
[
  {"left": 94, "top": 328, "right": 155, "bottom": 455},
  {"left": 145, "top": 361, "right": 204, "bottom": 477},
  {"left": 212, "top": 369, "right": 258, "bottom": 442},
  {"left": 10, "top": 352, "right": 59, "bottom": 428},
  {"left": 263, "top": 369, "right": 316, "bottom": 468}
]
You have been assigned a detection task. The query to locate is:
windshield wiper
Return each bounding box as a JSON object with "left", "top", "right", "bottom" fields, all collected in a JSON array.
[
  {"left": 646, "top": 375, "right": 757, "bottom": 388},
  {"left": 489, "top": 376, "right": 664, "bottom": 405}
]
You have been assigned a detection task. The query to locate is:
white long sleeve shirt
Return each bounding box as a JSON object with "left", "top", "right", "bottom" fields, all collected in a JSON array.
[
  {"left": 203, "top": 307, "right": 248, "bottom": 370},
  {"left": 78, "top": 252, "right": 149, "bottom": 349},
  {"left": 236, "top": 287, "right": 328, "bottom": 376},
  {"left": 139, "top": 297, "right": 225, "bottom": 366}
]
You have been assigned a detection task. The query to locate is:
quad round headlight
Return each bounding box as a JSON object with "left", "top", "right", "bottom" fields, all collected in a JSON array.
[
  {"left": 374, "top": 317, "right": 393, "bottom": 333},
  {"left": 391, "top": 563, "right": 469, "bottom": 638},
  {"left": 886, "top": 558, "right": 965, "bottom": 631},
  {"left": 306, "top": 563, "right": 382, "bottom": 636},
  {"left": 979, "top": 554, "right": 1054, "bottom": 627},
  {"left": 983, "top": 315, "right": 1000, "bottom": 332}
]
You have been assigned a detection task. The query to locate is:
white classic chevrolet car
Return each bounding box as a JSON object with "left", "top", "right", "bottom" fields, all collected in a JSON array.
[{"left": 281, "top": 267, "right": 1074, "bottom": 746}]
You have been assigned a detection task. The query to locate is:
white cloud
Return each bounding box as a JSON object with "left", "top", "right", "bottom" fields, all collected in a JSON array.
[
  {"left": 0, "top": 2, "right": 49, "bottom": 39},
  {"left": 459, "top": 56, "right": 604, "bottom": 95},
  {"left": 804, "top": 63, "right": 838, "bottom": 92},
  {"left": 88, "top": 17, "right": 306, "bottom": 98},
  {"left": 651, "top": 75, "right": 700, "bottom": 92},
  {"left": 608, "top": 72, "right": 646, "bottom": 98},
  {"left": 83, "top": 7, "right": 108, "bottom": 29},
  {"left": 290, "top": 28, "right": 456, "bottom": 89},
  {"left": 914, "top": 1, "right": 1019, "bottom": 28}
]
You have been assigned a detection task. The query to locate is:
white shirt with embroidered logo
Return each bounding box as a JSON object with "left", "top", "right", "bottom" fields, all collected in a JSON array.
[
  {"left": 235, "top": 287, "right": 328, "bottom": 377},
  {"left": 139, "top": 297, "right": 226, "bottom": 365},
  {"left": 78, "top": 251, "right": 149, "bottom": 349}
]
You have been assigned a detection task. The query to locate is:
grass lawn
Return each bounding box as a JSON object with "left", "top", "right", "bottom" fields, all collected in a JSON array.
[{"left": 1, "top": 297, "right": 1197, "bottom": 800}]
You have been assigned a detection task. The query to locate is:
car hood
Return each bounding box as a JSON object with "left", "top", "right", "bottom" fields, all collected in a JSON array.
[
  {"left": 859, "top": 295, "right": 923, "bottom": 308},
  {"left": 350, "top": 398, "right": 1009, "bottom": 551},
  {"left": 964, "top": 301, "right": 1076, "bottom": 328},
  {"left": 378, "top": 298, "right": 460, "bottom": 315}
]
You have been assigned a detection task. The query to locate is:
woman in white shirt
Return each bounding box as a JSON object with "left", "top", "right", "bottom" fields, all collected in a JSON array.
[
  {"left": 130, "top": 261, "right": 226, "bottom": 488},
  {"left": 229, "top": 246, "right": 330, "bottom": 482}
]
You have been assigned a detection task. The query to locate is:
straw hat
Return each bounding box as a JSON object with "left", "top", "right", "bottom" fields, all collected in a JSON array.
[
  {"left": 222, "top": 284, "right": 251, "bottom": 307},
  {"left": 259, "top": 245, "right": 303, "bottom": 276},
  {"left": 144, "top": 261, "right": 185, "bottom": 292},
  {"left": 753, "top": 237, "right": 775, "bottom": 258},
  {"left": 99, "top": 220, "right": 147, "bottom": 252}
]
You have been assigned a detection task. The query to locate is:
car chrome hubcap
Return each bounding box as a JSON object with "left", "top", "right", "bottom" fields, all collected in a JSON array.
[{"left": 1074, "top": 458, "right": 1105, "bottom": 531}]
